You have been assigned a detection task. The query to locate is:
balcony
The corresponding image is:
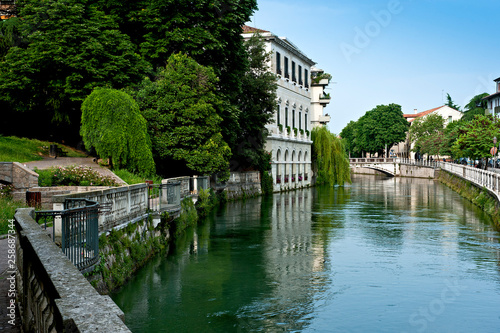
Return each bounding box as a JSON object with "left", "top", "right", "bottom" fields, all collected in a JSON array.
[
  {"left": 317, "top": 115, "right": 331, "bottom": 124},
  {"left": 319, "top": 93, "right": 331, "bottom": 105}
]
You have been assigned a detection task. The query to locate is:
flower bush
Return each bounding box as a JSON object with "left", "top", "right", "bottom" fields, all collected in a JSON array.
[
  {"left": 0, "top": 184, "right": 13, "bottom": 199},
  {"left": 36, "top": 165, "right": 119, "bottom": 187}
]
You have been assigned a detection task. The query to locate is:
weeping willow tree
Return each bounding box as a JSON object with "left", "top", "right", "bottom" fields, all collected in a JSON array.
[{"left": 311, "top": 126, "right": 351, "bottom": 185}]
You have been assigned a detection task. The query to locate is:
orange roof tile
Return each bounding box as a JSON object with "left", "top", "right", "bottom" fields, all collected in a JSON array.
[{"left": 242, "top": 25, "right": 269, "bottom": 34}]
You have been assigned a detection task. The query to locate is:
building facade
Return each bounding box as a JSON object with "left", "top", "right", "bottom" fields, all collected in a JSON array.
[
  {"left": 392, "top": 105, "right": 462, "bottom": 158},
  {"left": 242, "top": 26, "right": 331, "bottom": 192},
  {"left": 484, "top": 77, "right": 500, "bottom": 117}
]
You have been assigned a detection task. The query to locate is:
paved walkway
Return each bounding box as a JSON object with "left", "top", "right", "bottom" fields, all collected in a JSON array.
[{"left": 24, "top": 157, "right": 126, "bottom": 185}]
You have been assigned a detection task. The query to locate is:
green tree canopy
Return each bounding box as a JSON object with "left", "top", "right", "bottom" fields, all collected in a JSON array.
[
  {"left": 409, "top": 113, "right": 446, "bottom": 156},
  {"left": 311, "top": 126, "right": 351, "bottom": 186},
  {"left": 355, "top": 104, "right": 409, "bottom": 155},
  {"left": 81, "top": 88, "right": 155, "bottom": 176},
  {"left": 339, "top": 120, "right": 361, "bottom": 157},
  {"left": 132, "top": 53, "right": 231, "bottom": 178},
  {"left": 230, "top": 32, "right": 277, "bottom": 172},
  {"left": 0, "top": 0, "right": 149, "bottom": 140},
  {"left": 462, "top": 93, "right": 489, "bottom": 122},
  {"left": 94, "top": 0, "right": 257, "bottom": 101},
  {"left": 445, "top": 93, "right": 461, "bottom": 111},
  {"left": 452, "top": 114, "right": 500, "bottom": 161}
]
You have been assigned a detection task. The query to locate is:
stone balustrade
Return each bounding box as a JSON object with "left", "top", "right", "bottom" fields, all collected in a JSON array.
[{"left": 14, "top": 208, "right": 131, "bottom": 332}]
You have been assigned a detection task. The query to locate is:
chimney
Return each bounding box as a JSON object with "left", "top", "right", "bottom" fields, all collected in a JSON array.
[{"left": 414, "top": 108, "right": 417, "bottom": 114}]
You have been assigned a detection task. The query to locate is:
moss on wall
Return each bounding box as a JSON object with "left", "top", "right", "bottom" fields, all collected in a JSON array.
[
  {"left": 436, "top": 170, "right": 500, "bottom": 229},
  {"left": 87, "top": 191, "right": 221, "bottom": 294}
]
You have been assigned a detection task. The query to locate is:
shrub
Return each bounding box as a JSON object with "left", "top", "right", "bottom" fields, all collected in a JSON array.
[
  {"left": 81, "top": 88, "right": 155, "bottom": 176},
  {"left": 36, "top": 165, "right": 119, "bottom": 187}
]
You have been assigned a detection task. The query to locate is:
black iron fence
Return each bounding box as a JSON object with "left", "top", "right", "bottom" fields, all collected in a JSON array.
[{"left": 36, "top": 198, "right": 102, "bottom": 272}]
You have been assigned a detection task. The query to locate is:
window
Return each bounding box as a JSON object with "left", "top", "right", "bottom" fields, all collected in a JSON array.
[
  {"left": 299, "top": 111, "right": 302, "bottom": 130},
  {"left": 448, "top": 116, "right": 452, "bottom": 123},
  {"left": 292, "top": 61, "right": 296, "bottom": 82},
  {"left": 292, "top": 109, "right": 295, "bottom": 128},
  {"left": 305, "top": 113, "right": 308, "bottom": 131},
  {"left": 276, "top": 52, "right": 282, "bottom": 75},
  {"left": 305, "top": 69, "right": 309, "bottom": 88},
  {"left": 298, "top": 65, "right": 303, "bottom": 85},
  {"left": 285, "top": 107, "right": 289, "bottom": 126},
  {"left": 284, "top": 57, "right": 289, "bottom": 79},
  {"left": 277, "top": 104, "right": 281, "bottom": 125}
]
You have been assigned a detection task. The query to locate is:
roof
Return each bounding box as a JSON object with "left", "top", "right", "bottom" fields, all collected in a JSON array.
[
  {"left": 403, "top": 106, "right": 460, "bottom": 123},
  {"left": 483, "top": 91, "right": 500, "bottom": 101},
  {"left": 241, "top": 25, "right": 316, "bottom": 66},
  {"left": 242, "top": 25, "right": 269, "bottom": 34}
]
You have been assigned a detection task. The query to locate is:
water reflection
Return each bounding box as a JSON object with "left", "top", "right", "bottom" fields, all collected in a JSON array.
[{"left": 112, "top": 175, "right": 500, "bottom": 332}]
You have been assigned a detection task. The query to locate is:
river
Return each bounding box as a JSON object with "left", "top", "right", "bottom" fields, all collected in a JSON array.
[{"left": 111, "top": 175, "right": 500, "bottom": 332}]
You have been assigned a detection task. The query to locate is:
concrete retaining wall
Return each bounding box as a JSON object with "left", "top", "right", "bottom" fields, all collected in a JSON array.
[
  {"left": 14, "top": 208, "right": 131, "bottom": 332},
  {"left": 224, "top": 171, "right": 262, "bottom": 199},
  {"left": 399, "top": 164, "right": 435, "bottom": 178}
]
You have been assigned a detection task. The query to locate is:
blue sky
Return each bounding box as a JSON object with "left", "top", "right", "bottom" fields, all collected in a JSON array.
[{"left": 247, "top": 0, "right": 500, "bottom": 134}]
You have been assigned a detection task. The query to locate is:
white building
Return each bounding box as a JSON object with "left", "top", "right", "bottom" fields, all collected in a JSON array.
[
  {"left": 392, "top": 105, "right": 462, "bottom": 158},
  {"left": 484, "top": 77, "right": 500, "bottom": 117},
  {"left": 242, "top": 26, "right": 331, "bottom": 192}
]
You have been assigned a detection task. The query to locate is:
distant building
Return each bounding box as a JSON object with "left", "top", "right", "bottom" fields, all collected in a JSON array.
[
  {"left": 483, "top": 77, "right": 500, "bottom": 117},
  {"left": 241, "top": 26, "right": 332, "bottom": 191},
  {"left": 392, "top": 105, "right": 462, "bottom": 159}
]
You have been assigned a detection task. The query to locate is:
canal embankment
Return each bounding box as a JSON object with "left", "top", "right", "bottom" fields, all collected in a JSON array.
[{"left": 436, "top": 169, "right": 500, "bottom": 228}]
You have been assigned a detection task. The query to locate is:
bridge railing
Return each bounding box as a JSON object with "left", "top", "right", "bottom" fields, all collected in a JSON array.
[
  {"left": 399, "top": 158, "right": 439, "bottom": 168},
  {"left": 349, "top": 158, "right": 397, "bottom": 163}
]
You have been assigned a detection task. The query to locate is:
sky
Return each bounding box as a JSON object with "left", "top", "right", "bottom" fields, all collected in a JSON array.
[{"left": 247, "top": 0, "right": 500, "bottom": 134}]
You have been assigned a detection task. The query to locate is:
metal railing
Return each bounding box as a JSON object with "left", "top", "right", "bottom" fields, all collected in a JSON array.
[{"left": 36, "top": 199, "right": 101, "bottom": 272}]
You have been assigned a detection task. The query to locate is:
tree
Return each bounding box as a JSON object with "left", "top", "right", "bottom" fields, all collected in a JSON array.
[
  {"left": 80, "top": 88, "right": 155, "bottom": 176},
  {"left": 311, "top": 126, "right": 351, "bottom": 186},
  {"left": 445, "top": 93, "right": 461, "bottom": 111},
  {"left": 462, "top": 93, "right": 489, "bottom": 122},
  {"left": 452, "top": 115, "right": 500, "bottom": 163},
  {"left": 93, "top": 0, "right": 257, "bottom": 101},
  {"left": 409, "top": 113, "right": 446, "bottom": 157},
  {"left": 339, "top": 120, "right": 361, "bottom": 157},
  {"left": 355, "top": 104, "right": 409, "bottom": 155},
  {"left": 230, "top": 32, "right": 277, "bottom": 171},
  {"left": 0, "top": 0, "right": 149, "bottom": 141},
  {"left": 132, "top": 53, "right": 231, "bottom": 178}
]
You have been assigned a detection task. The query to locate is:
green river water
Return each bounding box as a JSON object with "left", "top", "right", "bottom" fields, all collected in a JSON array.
[{"left": 112, "top": 175, "right": 500, "bottom": 332}]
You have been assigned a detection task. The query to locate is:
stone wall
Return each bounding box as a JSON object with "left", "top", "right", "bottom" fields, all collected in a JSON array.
[
  {"left": 14, "top": 208, "right": 131, "bottom": 332},
  {"left": 52, "top": 184, "right": 149, "bottom": 232},
  {"left": 224, "top": 171, "right": 262, "bottom": 200},
  {"left": 163, "top": 176, "right": 191, "bottom": 197},
  {"left": 0, "top": 162, "right": 38, "bottom": 190},
  {"left": 12, "top": 186, "right": 112, "bottom": 209},
  {"left": 399, "top": 164, "right": 435, "bottom": 178}
]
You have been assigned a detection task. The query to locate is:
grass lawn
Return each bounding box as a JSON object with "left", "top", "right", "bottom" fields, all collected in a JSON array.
[
  {"left": 0, "top": 135, "right": 86, "bottom": 163},
  {"left": 0, "top": 197, "right": 27, "bottom": 235}
]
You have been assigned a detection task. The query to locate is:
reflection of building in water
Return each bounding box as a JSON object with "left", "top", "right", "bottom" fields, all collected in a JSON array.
[{"left": 244, "top": 189, "right": 328, "bottom": 330}]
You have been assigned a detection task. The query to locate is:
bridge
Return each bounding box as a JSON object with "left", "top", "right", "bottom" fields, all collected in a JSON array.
[
  {"left": 349, "top": 158, "right": 399, "bottom": 176},
  {"left": 350, "top": 158, "right": 500, "bottom": 202}
]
